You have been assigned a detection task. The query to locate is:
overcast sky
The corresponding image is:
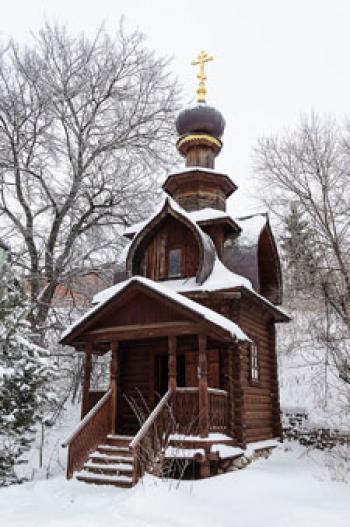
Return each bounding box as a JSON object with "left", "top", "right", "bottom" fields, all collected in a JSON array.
[{"left": 1, "top": 0, "right": 350, "bottom": 214}]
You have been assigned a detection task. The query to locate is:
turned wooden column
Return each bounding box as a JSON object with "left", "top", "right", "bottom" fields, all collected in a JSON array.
[
  {"left": 198, "top": 334, "right": 209, "bottom": 438},
  {"left": 168, "top": 336, "right": 177, "bottom": 392},
  {"left": 81, "top": 343, "right": 92, "bottom": 418},
  {"left": 110, "top": 341, "right": 119, "bottom": 434}
]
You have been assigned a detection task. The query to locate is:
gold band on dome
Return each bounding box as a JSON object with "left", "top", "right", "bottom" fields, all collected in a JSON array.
[{"left": 177, "top": 134, "right": 222, "bottom": 149}]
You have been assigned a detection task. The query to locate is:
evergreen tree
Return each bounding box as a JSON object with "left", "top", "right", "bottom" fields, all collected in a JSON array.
[
  {"left": 0, "top": 265, "right": 55, "bottom": 486},
  {"left": 280, "top": 202, "right": 319, "bottom": 294}
]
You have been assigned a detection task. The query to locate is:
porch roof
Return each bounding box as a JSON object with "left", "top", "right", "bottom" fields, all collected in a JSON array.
[{"left": 60, "top": 276, "right": 250, "bottom": 346}]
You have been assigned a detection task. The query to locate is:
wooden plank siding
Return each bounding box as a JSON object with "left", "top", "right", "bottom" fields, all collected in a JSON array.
[
  {"left": 134, "top": 216, "right": 199, "bottom": 280},
  {"left": 235, "top": 298, "right": 279, "bottom": 443}
]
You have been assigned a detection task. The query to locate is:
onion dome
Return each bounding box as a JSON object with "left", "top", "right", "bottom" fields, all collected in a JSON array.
[
  {"left": 176, "top": 102, "right": 225, "bottom": 139},
  {"left": 175, "top": 51, "right": 226, "bottom": 169},
  {"left": 175, "top": 102, "right": 225, "bottom": 168}
]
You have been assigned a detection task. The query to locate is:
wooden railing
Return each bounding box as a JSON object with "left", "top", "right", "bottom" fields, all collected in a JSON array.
[
  {"left": 62, "top": 389, "right": 112, "bottom": 478},
  {"left": 208, "top": 388, "right": 228, "bottom": 433},
  {"left": 173, "top": 387, "right": 228, "bottom": 435},
  {"left": 173, "top": 388, "right": 200, "bottom": 435},
  {"left": 130, "top": 390, "right": 174, "bottom": 485}
]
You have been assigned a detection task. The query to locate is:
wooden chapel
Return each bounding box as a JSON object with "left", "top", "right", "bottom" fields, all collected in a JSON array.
[{"left": 61, "top": 52, "right": 290, "bottom": 487}]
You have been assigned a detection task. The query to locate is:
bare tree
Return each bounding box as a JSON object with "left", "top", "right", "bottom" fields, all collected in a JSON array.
[
  {"left": 253, "top": 113, "right": 350, "bottom": 384},
  {"left": 0, "top": 22, "right": 179, "bottom": 337}
]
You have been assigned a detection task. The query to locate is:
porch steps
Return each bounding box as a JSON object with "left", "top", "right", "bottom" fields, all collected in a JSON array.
[
  {"left": 89, "top": 452, "right": 134, "bottom": 464},
  {"left": 75, "top": 434, "right": 135, "bottom": 488},
  {"left": 97, "top": 445, "right": 131, "bottom": 456},
  {"left": 76, "top": 471, "right": 133, "bottom": 488}
]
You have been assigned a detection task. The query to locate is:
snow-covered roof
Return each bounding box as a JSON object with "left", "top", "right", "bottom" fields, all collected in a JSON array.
[
  {"left": 61, "top": 275, "right": 250, "bottom": 343},
  {"left": 124, "top": 206, "right": 238, "bottom": 238},
  {"left": 235, "top": 214, "right": 267, "bottom": 248},
  {"left": 187, "top": 208, "right": 238, "bottom": 226},
  {"left": 123, "top": 218, "right": 148, "bottom": 237},
  {"left": 157, "top": 258, "right": 252, "bottom": 294},
  {"left": 166, "top": 166, "right": 229, "bottom": 177},
  {"left": 92, "top": 257, "right": 288, "bottom": 322},
  {"left": 124, "top": 201, "right": 262, "bottom": 241}
]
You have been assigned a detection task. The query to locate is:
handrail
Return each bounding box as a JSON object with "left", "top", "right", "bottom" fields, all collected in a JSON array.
[
  {"left": 175, "top": 387, "right": 227, "bottom": 396},
  {"left": 175, "top": 387, "right": 198, "bottom": 393},
  {"left": 130, "top": 390, "right": 171, "bottom": 450},
  {"left": 130, "top": 390, "right": 174, "bottom": 485},
  {"left": 208, "top": 388, "right": 228, "bottom": 396},
  {"left": 62, "top": 389, "right": 112, "bottom": 479},
  {"left": 62, "top": 389, "right": 112, "bottom": 447}
]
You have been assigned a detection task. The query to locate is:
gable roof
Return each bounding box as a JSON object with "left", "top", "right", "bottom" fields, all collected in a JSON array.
[
  {"left": 60, "top": 275, "right": 250, "bottom": 345},
  {"left": 126, "top": 196, "right": 216, "bottom": 285}
]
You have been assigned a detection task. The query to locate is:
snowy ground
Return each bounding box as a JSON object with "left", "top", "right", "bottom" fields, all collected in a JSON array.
[{"left": 1, "top": 443, "right": 349, "bottom": 527}]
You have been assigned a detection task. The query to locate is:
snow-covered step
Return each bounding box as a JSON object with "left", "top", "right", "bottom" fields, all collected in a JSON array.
[
  {"left": 98, "top": 444, "right": 130, "bottom": 452},
  {"left": 107, "top": 434, "right": 133, "bottom": 441},
  {"left": 76, "top": 470, "right": 133, "bottom": 488},
  {"left": 84, "top": 461, "right": 133, "bottom": 473},
  {"left": 106, "top": 434, "right": 133, "bottom": 447},
  {"left": 89, "top": 450, "right": 133, "bottom": 464},
  {"left": 89, "top": 451, "right": 134, "bottom": 464},
  {"left": 97, "top": 444, "right": 131, "bottom": 456}
]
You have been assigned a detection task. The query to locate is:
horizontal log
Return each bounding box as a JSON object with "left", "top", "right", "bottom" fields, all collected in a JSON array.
[
  {"left": 246, "top": 411, "right": 273, "bottom": 420},
  {"left": 247, "top": 421, "right": 274, "bottom": 430}
]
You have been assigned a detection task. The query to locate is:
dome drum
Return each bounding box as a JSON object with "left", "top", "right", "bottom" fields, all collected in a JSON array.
[{"left": 176, "top": 134, "right": 222, "bottom": 168}]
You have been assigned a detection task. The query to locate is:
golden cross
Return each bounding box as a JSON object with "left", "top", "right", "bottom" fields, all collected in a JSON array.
[{"left": 191, "top": 51, "right": 214, "bottom": 102}]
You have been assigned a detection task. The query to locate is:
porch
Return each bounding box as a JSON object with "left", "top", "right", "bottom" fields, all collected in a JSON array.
[
  {"left": 63, "top": 383, "right": 232, "bottom": 484},
  {"left": 63, "top": 326, "right": 236, "bottom": 483},
  {"left": 60, "top": 278, "right": 250, "bottom": 485}
]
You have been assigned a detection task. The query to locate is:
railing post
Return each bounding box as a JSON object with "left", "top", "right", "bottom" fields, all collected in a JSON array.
[
  {"left": 81, "top": 343, "right": 92, "bottom": 418},
  {"left": 198, "top": 334, "right": 209, "bottom": 438},
  {"left": 168, "top": 335, "right": 177, "bottom": 392},
  {"left": 66, "top": 445, "right": 73, "bottom": 479},
  {"left": 110, "top": 341, "right": 119, "bottom": 435},
  {"left": 233, "top": 343, "right": 248, "bottom": 448}
]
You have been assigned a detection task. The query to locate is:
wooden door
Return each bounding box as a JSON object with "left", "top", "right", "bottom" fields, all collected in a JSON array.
[
  {"left": 185, "top": 349, "right": 220, "bottom": 388},
  {"left": 207, "top": 349, "right": 220, "bottom": 388}
]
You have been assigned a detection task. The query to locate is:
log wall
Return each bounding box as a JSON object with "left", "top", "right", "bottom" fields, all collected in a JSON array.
[
  {"left": 235, "top": 298, "right": 281, "bottom": 443},
  {"left": 191, "top": 294, "right": 282, "bottom": 445}
]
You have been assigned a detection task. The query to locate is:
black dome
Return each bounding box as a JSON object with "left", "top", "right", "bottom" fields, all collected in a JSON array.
[{"left": 176, "top": 103, "right": 225, "bottom": 138}]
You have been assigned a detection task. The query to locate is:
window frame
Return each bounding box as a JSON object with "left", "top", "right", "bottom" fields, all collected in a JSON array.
[
  {"left": 167, "top": 247, "right": 182, "bottom": 279},
  {"left": 249, "top": 340, "right": 260, "bottom": 384}
]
